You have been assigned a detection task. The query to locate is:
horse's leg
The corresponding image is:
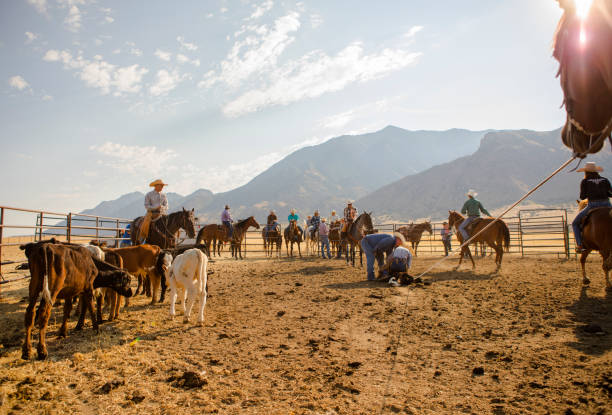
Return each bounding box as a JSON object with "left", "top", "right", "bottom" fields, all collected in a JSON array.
[
  {"left": 580, "top": 250, "right": 590, "bottom": 285},
  {"left": 467, "top": 245, "right": 475, "bottom": 269},
  {"left": 298, "top": 241, "right": 302, "bottom": 258}
]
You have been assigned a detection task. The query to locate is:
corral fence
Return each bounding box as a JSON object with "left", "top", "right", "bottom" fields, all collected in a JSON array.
[
  {"left": 0, "top": 205, "right": 131, "bottom": 286},
  {"left": 1, "top": 205, "right": 577, "bottom": 286}
]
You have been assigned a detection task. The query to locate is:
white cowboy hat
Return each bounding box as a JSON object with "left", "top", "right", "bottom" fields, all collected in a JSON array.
[
  {"left": 149, "top": 179, "right": 167, "bottom": 187},
  {"left": 466, "top": 189, "right": 478, "bottom": 197},
  {"left": 393, "top": 232, "right": 408, "bottom": 245},
  {"left": 576, "top": 162, "right": 603, "bottom": 173}
]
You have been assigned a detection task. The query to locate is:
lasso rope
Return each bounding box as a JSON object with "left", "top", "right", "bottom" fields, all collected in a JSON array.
[{"left": 378, "top": 149, "right": 590, "bottom": 413}]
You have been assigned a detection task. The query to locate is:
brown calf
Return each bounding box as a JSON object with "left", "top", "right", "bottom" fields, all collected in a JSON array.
[
  {"left": 20, "top": 241, "right": 132, "bottom": 360},
  {"left": 106, "top": 244, "right": 171, "bottom": 304}
]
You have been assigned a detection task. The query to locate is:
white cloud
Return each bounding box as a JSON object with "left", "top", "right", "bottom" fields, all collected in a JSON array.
[
  {"left": 42, "top": 94, "right": 53, "bottom": 101},
  {"left": 149, "top": 69, "right": 184, "bottom": 96},
  {"left": 154, "top": 49, "right": 172, "bottom": 61},
  {"left": 200, "top": 12, "right": 300, "bottom": 89},
  {"left": 220, "top": 7, "right": 228, "bottom": 13},
  {"left": 90, "top": 142, "right": 177, "bottom": 173},
  {"left": 25, "top": 32, "right": 38, "bottom": 44},
  {"left": 319, "top": 109, "right": 356, "bottom": 129},
  {"left": 43, "top": 49, "right": 149, "bottom": 96},
  {"left": 249, "top": 0, "right": 273, "bottom": 20},
  {"left": 223, "top": 42, "right": 422, "bottom": 117},
  {"left": 177, "top": 36, "right": 198, "bottom": 51},
  {"left": 64, "top": 5, "right": 83, "bottom": 32},
  {"left": 405, "top": 25, "right": 424, "bottom": 38},
  {"left": 130, "top": 47, "right": 143, "bottom": 56},
  {"left": 8, "top": 75, "right": 30, "bottom": 91},
  {"left": 177, "top": 53, "right": 200, "bottom": 67},
  {"left": 310, "top": 14, "right": 323, "bottom": 28},
  {"left": 27, "top": 0, "right": 47, "bottom": 14},
  {"left": 105, "top": 16, "right": 114, "bottom": 23},
  {"left": 113, "top": 65, "right": 149, "bottom": 94}
]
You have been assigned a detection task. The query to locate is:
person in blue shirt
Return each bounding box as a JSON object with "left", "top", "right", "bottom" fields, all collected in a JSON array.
[
  {"left": 360, "top": 232, "right": 404, "bottom": 281},
  {"left": 120, "top": 224, "right": 132, "bottom": 247},
  {"left": 288, "top": 209, "right": 303, "bottom": 234}
]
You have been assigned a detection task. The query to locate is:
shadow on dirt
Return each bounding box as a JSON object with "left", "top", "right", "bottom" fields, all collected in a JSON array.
[
  {"left": 426, "top": 269, "right": 498, "bottom": 282},
  {"left": 324, "top": 280, "right": 388, "bottom": 290},
  {"left": 566, "top": 286, "right": 612, "bottom": 356}
]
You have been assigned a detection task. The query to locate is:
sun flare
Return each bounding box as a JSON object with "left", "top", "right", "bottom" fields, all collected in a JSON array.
[{"left": 574, "top": 0, "right": 594, "bottom": 19}]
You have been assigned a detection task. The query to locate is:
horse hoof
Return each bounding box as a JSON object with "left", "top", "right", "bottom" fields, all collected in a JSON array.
[
  {"left": 583, "top": 278, "right": 591, "bottom": 285},
  {"left": 183, "top": 318, "right": 189, "bottom": 324}
]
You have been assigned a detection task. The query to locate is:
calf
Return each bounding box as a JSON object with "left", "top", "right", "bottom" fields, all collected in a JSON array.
[
  {"left": 19, "top": 241, "right": 132, "bottom": 360},
  {"left": 167, "top": 248, "right": 208, "bottom": 326},
  {"left": 107, "top": 244, "right": 171, "bottom": 304}
]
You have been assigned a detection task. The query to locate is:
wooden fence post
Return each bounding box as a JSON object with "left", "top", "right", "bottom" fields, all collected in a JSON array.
[
  {"left": 518, "top": 213, "right": 524, "bottom": 257},
  {"left": 0, "top": 207, "right": 4, "bottom": 280},
  {"left": 67, "top": 213, "right": 72, "bottom": 243}
]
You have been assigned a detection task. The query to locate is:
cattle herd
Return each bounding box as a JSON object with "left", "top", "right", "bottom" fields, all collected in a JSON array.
[{"left": 19, "top": 238, "right": 208, "bottom": 361}]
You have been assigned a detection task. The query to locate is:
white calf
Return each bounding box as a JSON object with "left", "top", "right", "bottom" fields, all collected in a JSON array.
[{"left": 168, "top": 248, "right": 208, "bottom": 325}]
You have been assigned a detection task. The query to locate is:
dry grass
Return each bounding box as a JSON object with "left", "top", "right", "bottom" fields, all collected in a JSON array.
[{"left": 1, "top": 253, "right": 611, "bottom": 414}]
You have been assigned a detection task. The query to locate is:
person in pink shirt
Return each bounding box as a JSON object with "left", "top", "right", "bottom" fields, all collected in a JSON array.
[{"left": 319, "top": 218, "right": 331, "bottom": 259}]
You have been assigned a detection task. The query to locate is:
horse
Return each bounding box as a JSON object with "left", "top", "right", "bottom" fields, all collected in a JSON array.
[
  {"left": 447, "top": 211, "right": 510, "bottom": 271},
  {"left": 262, "top": 224, "right": 282, "bottom": 258},
  {"left": 575, "top": 199, "right": 612, "bottom": 290},
  {"left": 196, "top": 224, "right": 228, "bottom": 257},
  {"left": 309, "top": 228, "right": 320, "bottom": 257},
  {"left": 131, "top": 208, "right": 196, "bottom": 249},
  {"left": 343, "top": 212, "right": 374, "bottom": 267},
  {"left": 553, "top": 0, "right": 612, "bottom": 156},
  {"left": 229, "top": 216, "right": 260, "bottom": 260},
  {"left": 397, "top": 221, "right": 432, "bottom": 256},
  {"left": 329, "top": 221, "right": 342, "bottom": 257},
  {"left": 284, "top": 220, "right": 303, "bottom": 258}
]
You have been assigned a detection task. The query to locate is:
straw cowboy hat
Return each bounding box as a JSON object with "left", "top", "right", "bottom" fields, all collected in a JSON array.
[
  {"left": 321, "top": 217, "right": 327, "bottom": 222},
  {"left": 466, "top": 189, "right": 478, "bottom": 197},
  {"left": 149, "top": 179, "right": 167, "bottom": 187},
  {"left": 576, "top": 162, "right": 603, "bottom": 173}
]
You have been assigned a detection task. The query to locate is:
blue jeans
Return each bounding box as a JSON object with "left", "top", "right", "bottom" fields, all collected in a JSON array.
[
  {"left": 360, "top": 238, "right": 384, "bottom": 281},
  {"left": 572, "top": 200, "right": 611, "bottom": 247},
  {"left": 223, "top": 221, "right": 233, "bottom": 239},
  {"left": 320, "top": 235, "right": 331, "bottom": 258},
  {"left": 458, "top": 216, "right": 477, "bottom": 241}
]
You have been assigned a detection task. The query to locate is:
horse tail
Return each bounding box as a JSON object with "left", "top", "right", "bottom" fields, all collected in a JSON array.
[
  {"left": 501, "top": 221, "right": 510, "bottom": 252},
  {"left": 195, "top": 226, "right": 205, "bottom": 245}
]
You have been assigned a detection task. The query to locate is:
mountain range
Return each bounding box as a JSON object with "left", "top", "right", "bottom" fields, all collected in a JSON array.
[{"left": 80, "top": 125, "right": 612, "bottom": 224}]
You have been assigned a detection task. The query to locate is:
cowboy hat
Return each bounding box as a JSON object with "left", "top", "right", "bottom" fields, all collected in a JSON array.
[
  {"left": 149, "top": 179, "right": 167, "bottom": 187},
  {"left": 393, "top": 232, "right": 408, "bottom": 245},
  {"left": 321, "top": 217, "right": 326, "bottom": 222},
  {"left": 225, "top": 205, "right": 230, "bottom": 209},
  {"left": 466, "top": 189, "right": 478, "bottom": 197},
  {"left": 576, "top": 162, "right": 603, "bottom": 173}
]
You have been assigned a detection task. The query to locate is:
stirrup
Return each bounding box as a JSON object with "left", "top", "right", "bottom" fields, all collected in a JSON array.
[{"left": 575, "top": 246, "right": 586, "bottom": 253}]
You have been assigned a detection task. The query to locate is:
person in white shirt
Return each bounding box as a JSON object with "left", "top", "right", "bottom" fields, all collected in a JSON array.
[{"left": 138, "top": 179, "right": 169, "bottom": 242}]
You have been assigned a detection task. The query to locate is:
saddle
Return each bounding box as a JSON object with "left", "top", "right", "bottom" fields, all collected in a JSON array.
[
  {"left": 580, "top": 207, "right": 612, "bottom": 228},
  {"left": 264, "top": 223, "right": 279, "bottom": 234},
  {"left": 465, "top": 217, "right": 485, "bottom": 235}
]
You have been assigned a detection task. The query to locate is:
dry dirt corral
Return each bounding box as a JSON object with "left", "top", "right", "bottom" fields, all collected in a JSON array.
[{"left": 0, "top": 255, "right": 611, "bottom": 415}]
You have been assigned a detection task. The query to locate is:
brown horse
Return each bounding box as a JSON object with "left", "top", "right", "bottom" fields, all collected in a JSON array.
[
  {"left": 344, "top": 212, "right": 374, "bottom": 267},
  {"left": 196, "top": 224, "right": 228, "bottom": 257},
  {"left": 262, "top": 224, "right": 282, "bottom": 258},
  {"left": 553, "top": 0, "right": 612, "bottom": 156},
  {"left": 447, "top": 211, "right": 510, "bottom": 270},
  {"left": 329, "top": 221, "right": 342, "bottom": 257},
  {"left": 229, "top": 216, "right": 260, "bottom": 260},
  {"left": 131, "top": 208, "right": 196, "bottom": 249},
  {"left": 575, "top": 200, "right": 612, "bottom": 290},
  {"left": 284, "top": 220, "right": 303, "bottom": 258},
  {"left": 397, "top": 221, "right": 432, "bottom": 256}
]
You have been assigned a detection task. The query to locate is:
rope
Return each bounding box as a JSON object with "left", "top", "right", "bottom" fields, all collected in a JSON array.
[{"left": 378, "top": 152, "right": 580, "bottom": 414}]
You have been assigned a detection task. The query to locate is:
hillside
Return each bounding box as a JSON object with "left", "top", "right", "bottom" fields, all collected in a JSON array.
[
  {"left": 80, "top": 126, "right": 486, "bottom": 222},
  {"left": 356, "top": 129, "right": 612, "bottom": 221}
]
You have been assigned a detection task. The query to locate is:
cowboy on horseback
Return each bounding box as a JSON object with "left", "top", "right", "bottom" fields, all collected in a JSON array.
[
  {"left": 342, "top": 201, "right": 357, "bottom": 235},
  {"left": 264, "top": 210, "right": 279, "bottom": 237},
  {"left": 310, "top": 210, "right": 321, "bottom": 239},
  {"left": 222, "top": 205, "right": 234, "bottom": 240},
  {"left": 458, "top": 189, "right": 491, "bottom": 241},
  {"left": 572, "top": 162, "right": 612, "bottom": 253},
  {"left": 138, "top": 179, "right": 169, "bottom": 243}
]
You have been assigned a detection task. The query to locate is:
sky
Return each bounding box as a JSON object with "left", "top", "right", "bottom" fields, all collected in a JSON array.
[{"left": 0, "top": 0, "right": 567, "bottom": 213}]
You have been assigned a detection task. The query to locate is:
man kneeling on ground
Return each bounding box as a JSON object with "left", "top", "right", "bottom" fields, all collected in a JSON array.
[{"left": 378, "top": 233, "right": 413, "bottom": 287}]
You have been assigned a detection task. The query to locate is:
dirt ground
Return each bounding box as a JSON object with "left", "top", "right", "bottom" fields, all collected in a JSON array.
[{"left": 0, "top": 252, "right": 611, "bottom": 415}]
